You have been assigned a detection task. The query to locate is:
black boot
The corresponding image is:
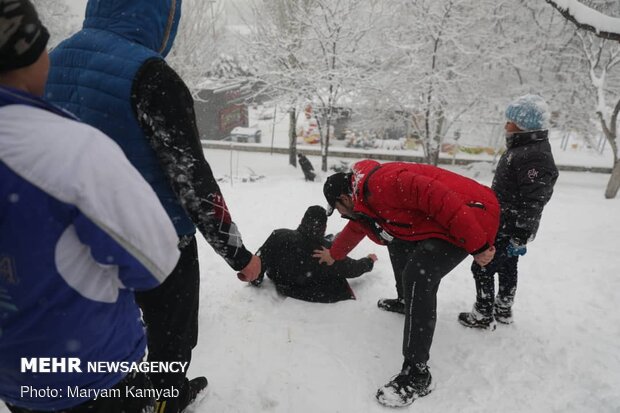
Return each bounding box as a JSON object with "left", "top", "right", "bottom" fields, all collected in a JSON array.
[
  {"left": 155, "top": 377, "right": 208, "bottom": 413},
  {"left": 376, "top": 361, "right": 432, "bottom": 407},
  {"left": 377, "top": 297, "right": 405, "bottom": 314},
  {"left": 179, "top": 376, "right": 208, "bottom": 412},
  {"left": 458, "top": 303, "right": 496, "bottom": 330},
  {"left": 494, "top": 296, "right": 514, "bottom": 324}
]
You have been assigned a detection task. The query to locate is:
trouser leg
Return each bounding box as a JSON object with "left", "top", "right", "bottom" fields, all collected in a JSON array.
[
  {"left": 471, "top": 261, "right": 496, "bottom": 314},
  {"left": 497, "top": 254, "right": 519, "bottom": 306},
  {"left": 401, "top": 239, "right": 468, "bottom": 364},
  {"left": 135, "top": 236, "right": 200, "bottom": 403},
  {"left": 387, "top": 241, "right": 416, "bottom": 299}
]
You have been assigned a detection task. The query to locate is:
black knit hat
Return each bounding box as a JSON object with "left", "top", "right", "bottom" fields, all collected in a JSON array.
[
  {"left": 0, "top": 0, "right": 49, "bottom": 72},
  {"left": 323, "top": 172, "right": 352, "bottom": 216}
]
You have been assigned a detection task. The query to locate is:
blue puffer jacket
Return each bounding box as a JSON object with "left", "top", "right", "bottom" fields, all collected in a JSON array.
[{"left": 46, "top": 0, "right": 194, "bottom": 236}]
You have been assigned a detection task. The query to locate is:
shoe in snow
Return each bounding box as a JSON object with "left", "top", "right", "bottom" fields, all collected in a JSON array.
[
  {"left": 458, "top": 304, "right": 496, "bottom": 330},
  {"left": 494, "top": 299, "right": 513, "bottom": 324},
  {"left": 179, "top": 376, "right": 208, "bottom": 412},
  {"left": 377, "top": 297, "right": 405, "bottom": 314},
  {"left": 376, "top": 362, "right": 432, "bottom": 407}
]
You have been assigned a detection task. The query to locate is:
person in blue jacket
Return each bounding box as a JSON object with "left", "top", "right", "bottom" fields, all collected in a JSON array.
[
  {"left": 0, "top": 1, "right": 180, "bottom": 412},
  {"left": 46, "top": 1, "right": 261, "bottom": 412}
]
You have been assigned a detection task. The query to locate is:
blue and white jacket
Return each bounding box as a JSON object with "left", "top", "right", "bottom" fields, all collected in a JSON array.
[{"left": 0, "top": 86, "right": 180, "bottom": 410}]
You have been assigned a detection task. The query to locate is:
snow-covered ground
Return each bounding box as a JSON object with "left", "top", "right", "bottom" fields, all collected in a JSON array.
[
  {"left": 181, "top": 150, "right": 619, "bottom": 413},
  {"left": 3, "top": 150, "right": 617, "bottom": 413}
]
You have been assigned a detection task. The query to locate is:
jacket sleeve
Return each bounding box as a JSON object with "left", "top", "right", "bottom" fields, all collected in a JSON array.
[
  {"left": 392, "top": 171, "right": 490, "bottom": 254},
  {"left": 65, "top": 124, "right": 181, "bottom": 291},
  {"left": 132, "top": 59, "right": 252, "bottom": 271},
  {"left": 330, "top": 221, "right": 368, "bottom": 260},
  {"left": 330, "top": 257, "right": 374, "bottom": 279},
  {"left": 513, "top": 151, "right": 559, "bottom": 243}
]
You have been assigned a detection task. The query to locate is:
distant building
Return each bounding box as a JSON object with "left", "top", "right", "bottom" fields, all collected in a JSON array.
[{"left": 194, "top": 81, "right": 251, "bottom": 141}]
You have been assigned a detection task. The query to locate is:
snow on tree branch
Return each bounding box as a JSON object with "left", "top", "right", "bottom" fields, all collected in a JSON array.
[{"left": 545, "top": 0, "right": 620, "bottom": 42}]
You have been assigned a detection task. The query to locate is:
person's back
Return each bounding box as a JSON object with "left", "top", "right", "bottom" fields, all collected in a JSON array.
[
  {"left": 46, "top": 0, "right": 194, "bottom": 236},
  {"left": 0, "top": 99, "right": 179, "bottom": 410},
  {"left": 493, "top": 128, "right": 558, "bottom": 240},
  {"left": 46, "top": 2, "right": 261, "bottom": 411}
]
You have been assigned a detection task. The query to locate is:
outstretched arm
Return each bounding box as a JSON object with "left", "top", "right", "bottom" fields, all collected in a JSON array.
[{"left": 132, "top": 59, "right": 257, "bottom": 278}]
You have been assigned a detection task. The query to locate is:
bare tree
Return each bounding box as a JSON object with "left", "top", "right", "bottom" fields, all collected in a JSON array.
[
  {"left": 546, "top": 0, "right": 620, "bottom": 198},
  {"left": 32, "top": 0, "right": 79, "bottom": 48},
  {"left": 545, "top": 0, "right": 620, "bottom": 41},
  {"left": 367, "top": 0, "right": 506, "bottom": 165},
  {"left": 167, "top": 0, "right": 226, "bottom": 90},
  {"left": 248, "top": 0, "right": 384, "bottom": 171}
]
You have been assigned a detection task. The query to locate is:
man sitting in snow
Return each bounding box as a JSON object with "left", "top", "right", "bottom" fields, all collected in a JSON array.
[
  {"left": 459, "top": 94, "right": 559, "bottom": 329},
  {"left": 253, "top": 206, "right": 377, "bottom": 303}
]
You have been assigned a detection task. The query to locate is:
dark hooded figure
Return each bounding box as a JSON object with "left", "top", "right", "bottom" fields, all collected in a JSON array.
[
  {"left": 298, "top": 153, "right": 316, "bottom": 181},
  {"left": 255, "top": 206, "right": 376, "bottom": 303},
  {"left": 46, "top": 0, "right": 261, "bottom": 411}
]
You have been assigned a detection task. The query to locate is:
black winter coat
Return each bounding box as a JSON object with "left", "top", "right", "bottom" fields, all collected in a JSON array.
[
  {"left": 493, "top": 130, "right": 559, "bottom": 244},
  {"left": 258, "top": 215, "right": 374, "bottom": 303}
]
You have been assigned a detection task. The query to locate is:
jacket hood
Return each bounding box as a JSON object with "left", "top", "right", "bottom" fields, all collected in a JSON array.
[
  {"left": 297, "top": 206, "right": 327, "bottom": 241},
  {"left": 84, "top": 0, "right": 182, "bottom": 56}
]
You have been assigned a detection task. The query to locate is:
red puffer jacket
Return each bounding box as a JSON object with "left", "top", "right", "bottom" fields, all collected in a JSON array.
[{"left": 330, "top": 160, "right": 500, "bottom": 260}]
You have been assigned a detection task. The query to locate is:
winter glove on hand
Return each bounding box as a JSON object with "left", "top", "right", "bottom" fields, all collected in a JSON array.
[{"left": 507, "top": 240, "right": 527, "bottom": 257}]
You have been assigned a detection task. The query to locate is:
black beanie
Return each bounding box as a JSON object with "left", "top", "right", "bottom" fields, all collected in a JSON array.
[{"left": 0, "top": 0, "right": 49, "bottom": 72}]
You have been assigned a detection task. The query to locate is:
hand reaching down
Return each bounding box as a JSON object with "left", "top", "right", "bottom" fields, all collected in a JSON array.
[
  {"left": 473, "top": 246, "right": 495, "bottom": 267},
  {"left": 237, "top": 255, "right": 262, "bottom": 282},
  {"left": 313, "top": 247, "right": 335, "bottom": 266}
]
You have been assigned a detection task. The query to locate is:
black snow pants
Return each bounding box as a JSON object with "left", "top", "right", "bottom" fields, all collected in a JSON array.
[
  {"left": 135, "top": 236, "right": 200, "bottom": 409},
  {"left": 471, "top": 235, "right": 519, "bottom": 314},
  {"left": 388, "top": 238, "right": 468, "bottom": 364}
]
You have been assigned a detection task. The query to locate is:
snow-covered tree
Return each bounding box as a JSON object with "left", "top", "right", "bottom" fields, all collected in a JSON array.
[
  {"left": 546, "top": 0, "right": 620, "bottom": 198},
  {"left": 363, "top": 0, "right": 512, "bottom": 165},
  {"left": 247, "top": 0, "right": 385, "bottom": 171},
  {"left": 168, "top": 0, "right": 226, "bottom": 90},
  {"left": 32, "top": 0, "right": 79, "bottom": 48}
]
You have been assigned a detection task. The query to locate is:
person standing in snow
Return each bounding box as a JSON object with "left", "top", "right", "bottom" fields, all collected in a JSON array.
[
  {"left": 459, "top": 94, "right": 559, "bottom": 329},
  {"left": 297, "top": 153, "right": 316, "bottom": 182},
  {"left": 46, "top": 1, "right": 261, "bottom": 411},
  {"left": 0, "top": 1, "right": 180, "bottom": 411},
  {"left": 253, "top": 205, "right": 377, "bottom": 303},
  {"left": 314, "top": 160, "right": 500, "bottom": 407}
]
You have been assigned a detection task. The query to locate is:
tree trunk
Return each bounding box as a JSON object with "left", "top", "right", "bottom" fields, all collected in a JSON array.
[
  {"left": 322, "top": 117, "right": 331, "bottom": 172},
  {"left": 605, "top": 160, "right": 620, "bottom": 199},
  {"left": 289, "top": 108, "right": 297, "bottom": 167}
]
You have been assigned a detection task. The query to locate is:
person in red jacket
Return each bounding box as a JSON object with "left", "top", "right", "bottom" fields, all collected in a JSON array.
[{"left": 314, "top": 159, "right": 499, "bottom": 408}]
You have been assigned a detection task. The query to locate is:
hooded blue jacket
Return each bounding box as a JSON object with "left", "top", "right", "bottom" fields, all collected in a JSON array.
[{"left": 46, "top": 0, "right": 194, "bottom": 236}]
